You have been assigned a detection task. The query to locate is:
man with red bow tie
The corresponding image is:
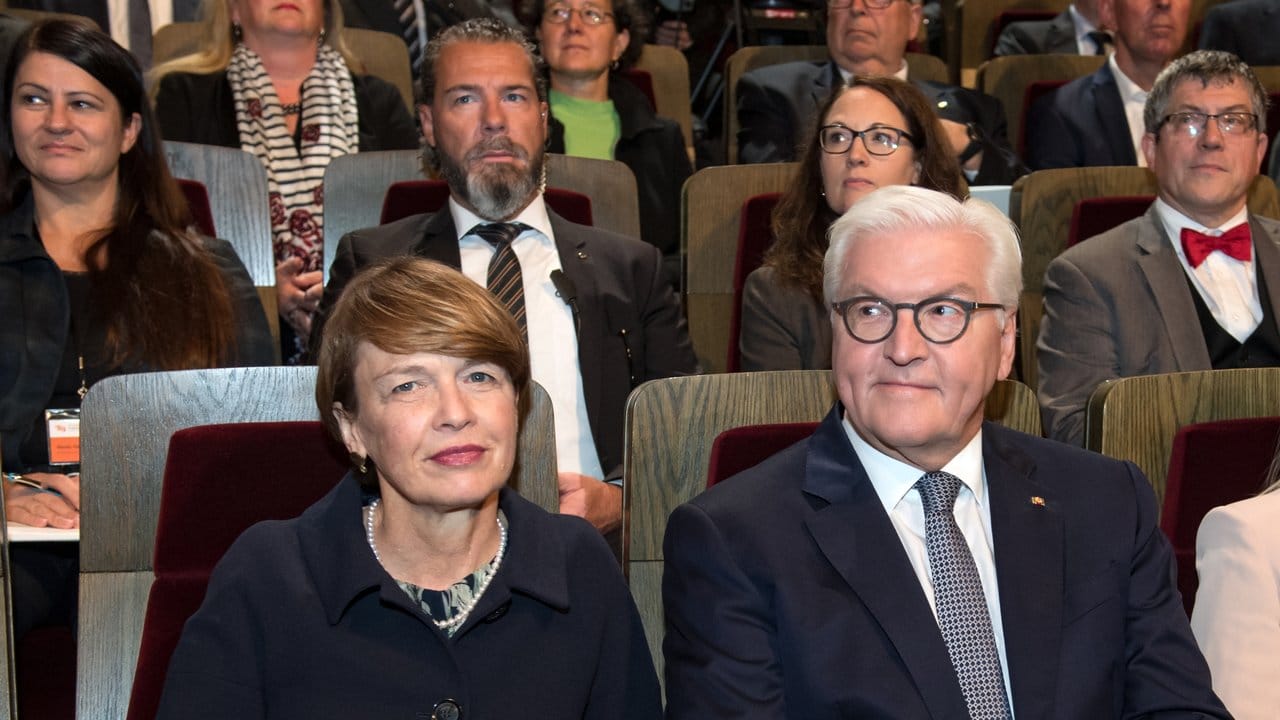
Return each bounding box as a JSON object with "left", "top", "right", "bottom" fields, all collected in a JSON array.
[{"left": 1038, "top": 50, "right": 1280, "bottom": 446}]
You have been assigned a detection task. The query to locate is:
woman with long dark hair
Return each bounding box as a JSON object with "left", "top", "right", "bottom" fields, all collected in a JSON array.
[{"left": 0, "top": 17, "right": 272, "bottom": 637}]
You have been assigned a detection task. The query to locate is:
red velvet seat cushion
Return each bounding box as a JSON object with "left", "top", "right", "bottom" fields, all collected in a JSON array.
[
  {"left": 707, "top": 422, "right": 817, "bottom": 487},
  {"left": 128, "top": 421, "right": 349, "bottom": 720},
  {"left": 1068, "top": 195, "right": 1153, "bottom": 247},
  {"left": 1162, "top": 416, "right": 1280, "bottom": 617},
  {"left": 176, "top": 179, "right": 217, "bottom": 238},
  {"left": 381, "top": 181, "right": 594, "bottom": 227},
  {"left": 727, "top": 193, "right": 782, "bottom": 372}
]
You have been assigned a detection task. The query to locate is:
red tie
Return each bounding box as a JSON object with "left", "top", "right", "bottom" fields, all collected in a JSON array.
[{"left": 1180, "top": 223, "right": 1252, "bottom": 268}]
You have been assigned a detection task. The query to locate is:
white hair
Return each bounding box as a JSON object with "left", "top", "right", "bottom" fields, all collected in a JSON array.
[{"left": 822, "top": 186, "right": 1023, "bottom": 312}]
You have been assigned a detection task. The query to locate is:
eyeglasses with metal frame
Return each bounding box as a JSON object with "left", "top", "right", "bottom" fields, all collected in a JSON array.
[
  {"left": 544, "top": 5, "right": 614, "bottom": 24},
  {"left": 1157, "top": 111, "right": 1259, "bottom": 138},
  {"left": 831, "top": 295, "right": 1006, "bottom": 344},
  {"left": 819, "top": 123, "right": 915, "bottom": 156},
  {"left": 827, "top": 0, "right": 902, "bottom": 10}
]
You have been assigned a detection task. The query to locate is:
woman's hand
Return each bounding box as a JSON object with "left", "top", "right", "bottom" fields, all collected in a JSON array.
[
  {"left": 4, "top": 472, "right": 80, "bottom": 528},
  {"left": 276, "top": 257, "right": 324, "bottom": 340}
]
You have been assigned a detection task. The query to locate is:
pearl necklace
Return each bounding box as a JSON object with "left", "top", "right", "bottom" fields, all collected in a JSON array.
[{"left": 364, "top": 498, "right": 508, "bottom": 632}]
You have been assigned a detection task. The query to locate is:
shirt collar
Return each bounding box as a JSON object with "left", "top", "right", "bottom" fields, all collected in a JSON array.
[
  {"left": 448, "top": 193, "right": 554, "bottom": 243},
  {"left": 835, "top": 59, "right": 909, "bottom": 87},
  {"left": 1068, "top": 3, "right": 1098, "bottom": 43},
  {"left": 842, "top": 417, "right": 987, "bottom": 515},
  {"left": 1108, "top": 53, "right": 1149, "bottom": 99}
]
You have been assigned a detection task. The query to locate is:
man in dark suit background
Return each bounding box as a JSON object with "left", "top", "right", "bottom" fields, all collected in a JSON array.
[
  {"left": 993, "top": 0, "right": 1108, "bottom": 57},
  {"left": 314, "top": 19, "right": 697, "bottom": 542},
  {"left": 0, "top": 12, "right": 30, "bottom": 80},
  {"left": 5, "top": 0, "right": 200, "bottom": 66},
  {"left": 1038, "top": 51, "right": 1280, "bottom": 446},
  {"left": 1026, "top": 0, "right": 1188, "bottom": 170},
  {"left": 1198, "top": 0, "right": 1280, "bottom": 67},
  {"left": 735, "top": 0, "right": 1024, "bottom": 185},
  {"left": 662, "top": 183, "right": 1227, "bottom": 719}
]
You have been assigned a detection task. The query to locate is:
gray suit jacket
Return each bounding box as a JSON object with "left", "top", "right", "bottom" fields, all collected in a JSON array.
[
  {"left": 1037, "top": 205, "right": 1280, "bottom": 445},
  {"left": 314, "top": 205, "right": 698, "bottom": 480},
  {"left": 738, "top": 266, "right": 832, "bottom": 371},
  {"left": 994, "top": 9, "right": 1079, "bottom": 56}
]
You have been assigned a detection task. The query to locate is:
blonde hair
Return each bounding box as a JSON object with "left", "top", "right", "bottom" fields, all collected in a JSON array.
[{"left": 149, "top": 0, "right": 362, "bottom": 93}]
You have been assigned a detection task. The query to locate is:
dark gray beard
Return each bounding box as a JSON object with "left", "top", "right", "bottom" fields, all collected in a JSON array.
[{"left": 437, "top": 137, "right": 544, "bottom": 221}]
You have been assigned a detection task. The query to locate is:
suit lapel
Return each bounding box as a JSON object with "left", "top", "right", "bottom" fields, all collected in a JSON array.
[
  {"left": 802, "top": 410, "right": 970, "bottom": 719},
  {"left": 1135, "top": 206, "right": 1213, "bottom": 369},
  {"left": 1252, "top": 215, "right": 1280, "bottom": 320},
  {"left": 1092, "top": 66, "right": 1136, "bottom": 165},
  {"left": 811, "top": 61, "right": 839, "bottom": 109},
  {"left": 1045, "top": 13, "right": 1077, "bottom": 54},
  {"left": 548, "top": 212, "right": 605, "bottom": 433},
  {"left": 983, "top": 427, "right": 1063, "bottom": 720},
  {"left": 411, "top": 211, "right": 464, "bottom": 267}
]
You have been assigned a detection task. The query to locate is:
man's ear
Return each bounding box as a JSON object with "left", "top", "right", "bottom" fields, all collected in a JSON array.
[{"left": 418, "top": 103, "right": 436, "bottom": 148}]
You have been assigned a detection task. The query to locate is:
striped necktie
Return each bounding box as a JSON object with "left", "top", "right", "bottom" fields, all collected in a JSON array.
[
  {"left": 393, "top": 0, "right": 426, "bottom": 72},
  {"left": 472, "top": 223, "right": 530, "bottom": 342},
  {"left": 916, "top": 471, "right": 1013, "bottom": 720}
]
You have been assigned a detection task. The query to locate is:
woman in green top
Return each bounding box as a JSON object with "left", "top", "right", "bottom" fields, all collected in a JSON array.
[{"left": 525, "top": 0, "right": 691, "bottom": 287}]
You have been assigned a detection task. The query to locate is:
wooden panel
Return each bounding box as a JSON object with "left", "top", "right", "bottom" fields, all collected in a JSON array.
[
  {"left": 321, "top": 150, "right": 423, "bottom": 281},
  {"left": 1085, "top": 368, "right": 1280, "bottom": 507},
  {"left": 634, "top": 44, "right": 693, "bottom": 150},
  {"left": 546, "top": 154, "right": 642, "bottom": 240},
  {"left": 76, "top": 572, "right": 152, "bottom": 720},
  {"left": 163, "top": 142, "right": 274, "bottom": 287},
  {"left": 683, "top": 163, "right": 797, "bottom": 373},
  {"left": 1011, "top": 168, "right": 1280, "bottom": 388},
  {"left": 628, "top": 561, "right": 665, "bottom": 693}
]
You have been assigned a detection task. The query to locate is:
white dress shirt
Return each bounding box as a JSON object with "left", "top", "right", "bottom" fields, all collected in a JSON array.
[
  {"left": 1155, "top": 198, "right": 1262, "bottom": 342},
  {"left": 106, "top": 0, "right": 170, "bottom": 49},
  {"left": 1068, "top": 4, "right": 1104, "bottom": 55},
  {"left": 1108, "top": 54, "right": 1149, "bottom": 167},
  {"left": 450, "top": 196, "right": 606, "bottom": 480},
  {"left": 844, "top": 420, "right": 1014, "bottom": 715}
]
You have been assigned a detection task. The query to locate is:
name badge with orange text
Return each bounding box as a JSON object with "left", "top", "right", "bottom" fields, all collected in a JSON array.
[{"left": 45, "top": 408, "right": 80, "bottom": 466}]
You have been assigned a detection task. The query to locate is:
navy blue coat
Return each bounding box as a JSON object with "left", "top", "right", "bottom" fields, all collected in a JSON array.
[
  {"left": 663, "top": 406, "right": 1229, "bottom": 719},
  {"left": 159, "top": 477, "right": 662, "bottom": 719}
]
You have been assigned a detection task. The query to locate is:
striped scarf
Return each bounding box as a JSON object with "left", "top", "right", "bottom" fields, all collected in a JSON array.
[{"left": 227, "top": 43, "right": 358, "bottom": 271}]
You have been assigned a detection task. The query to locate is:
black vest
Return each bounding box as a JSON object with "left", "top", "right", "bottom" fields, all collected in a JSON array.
[{"left": 1186, "top": 262, "right": 1280, "bottom": 368}]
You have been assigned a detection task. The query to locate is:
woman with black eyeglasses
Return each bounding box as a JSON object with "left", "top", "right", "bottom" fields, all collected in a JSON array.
[
  {"left": 739, "top": 75, "right": 966, "bottom": 371},
  {"left": 523, "top": 0, "right": 691, "bottom": 289}
]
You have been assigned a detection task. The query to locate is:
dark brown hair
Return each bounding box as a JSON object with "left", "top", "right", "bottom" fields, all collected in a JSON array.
[
  {"left": 315, "top": 257, "right": 532, "bottom": 470},
  {"left": 764, "top": 75, "right": 965, "bottom": 304},
  {"left": 2, "top": 18, "right": 235, "bottom": 369}
]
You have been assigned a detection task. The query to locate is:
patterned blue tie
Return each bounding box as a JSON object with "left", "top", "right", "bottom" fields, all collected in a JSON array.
[{"left": 916, "top": 471, "right": 1013, "bottom": 720}]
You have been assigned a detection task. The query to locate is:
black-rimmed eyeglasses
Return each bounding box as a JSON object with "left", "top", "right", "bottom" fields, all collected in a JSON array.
[
  {"left": 831, "top": 296, "right": 1006, "bottom": 344},
  {"left": 1157, "top": 111, "right": 1259, "bottom": 138},
  {"left": 827, "top": 0, "right": 901, "bottom": 9},
  {"left": 544, "top": 5, "right": 614, "bottom": 24},
  {"left": 819, "top": 123, "right": 914, "bottom": 156}
]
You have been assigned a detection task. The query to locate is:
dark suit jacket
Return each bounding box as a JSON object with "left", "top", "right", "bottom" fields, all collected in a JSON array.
[
  {"left": 0, "top": 13, "right": 29, "bottom": 84},
  {"left": 1198, "top": 0, "right": 1280, "bottom": 66},
  {"left": 662, "top": 406, "right": 1229, "bottom": 719},
  {"left": 338, "top": 0, "right": 498, "bottom": 37},
  {"left": 1026, "top": 62, "right": 1135, "bottom": 170},
  {"left": 4, "top": 0, "right": 200, "bottom": 26},
  {"left": 314, "top": 207, "right": 698, "bottom": 480},
  {"left": 735, "top": 59, "right": 1025, "bottom": 185},
  {"left": 1037, "top": 206, "right": 1280, "bottom": 446},
  {"left": 994, "top": 9, "right": 1079, "bottom": 56}
]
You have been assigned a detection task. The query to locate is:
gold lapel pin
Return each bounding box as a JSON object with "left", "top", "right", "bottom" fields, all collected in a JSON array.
[{"left": 1030, "top": 496, "right": 1046, "bottom": 507}]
